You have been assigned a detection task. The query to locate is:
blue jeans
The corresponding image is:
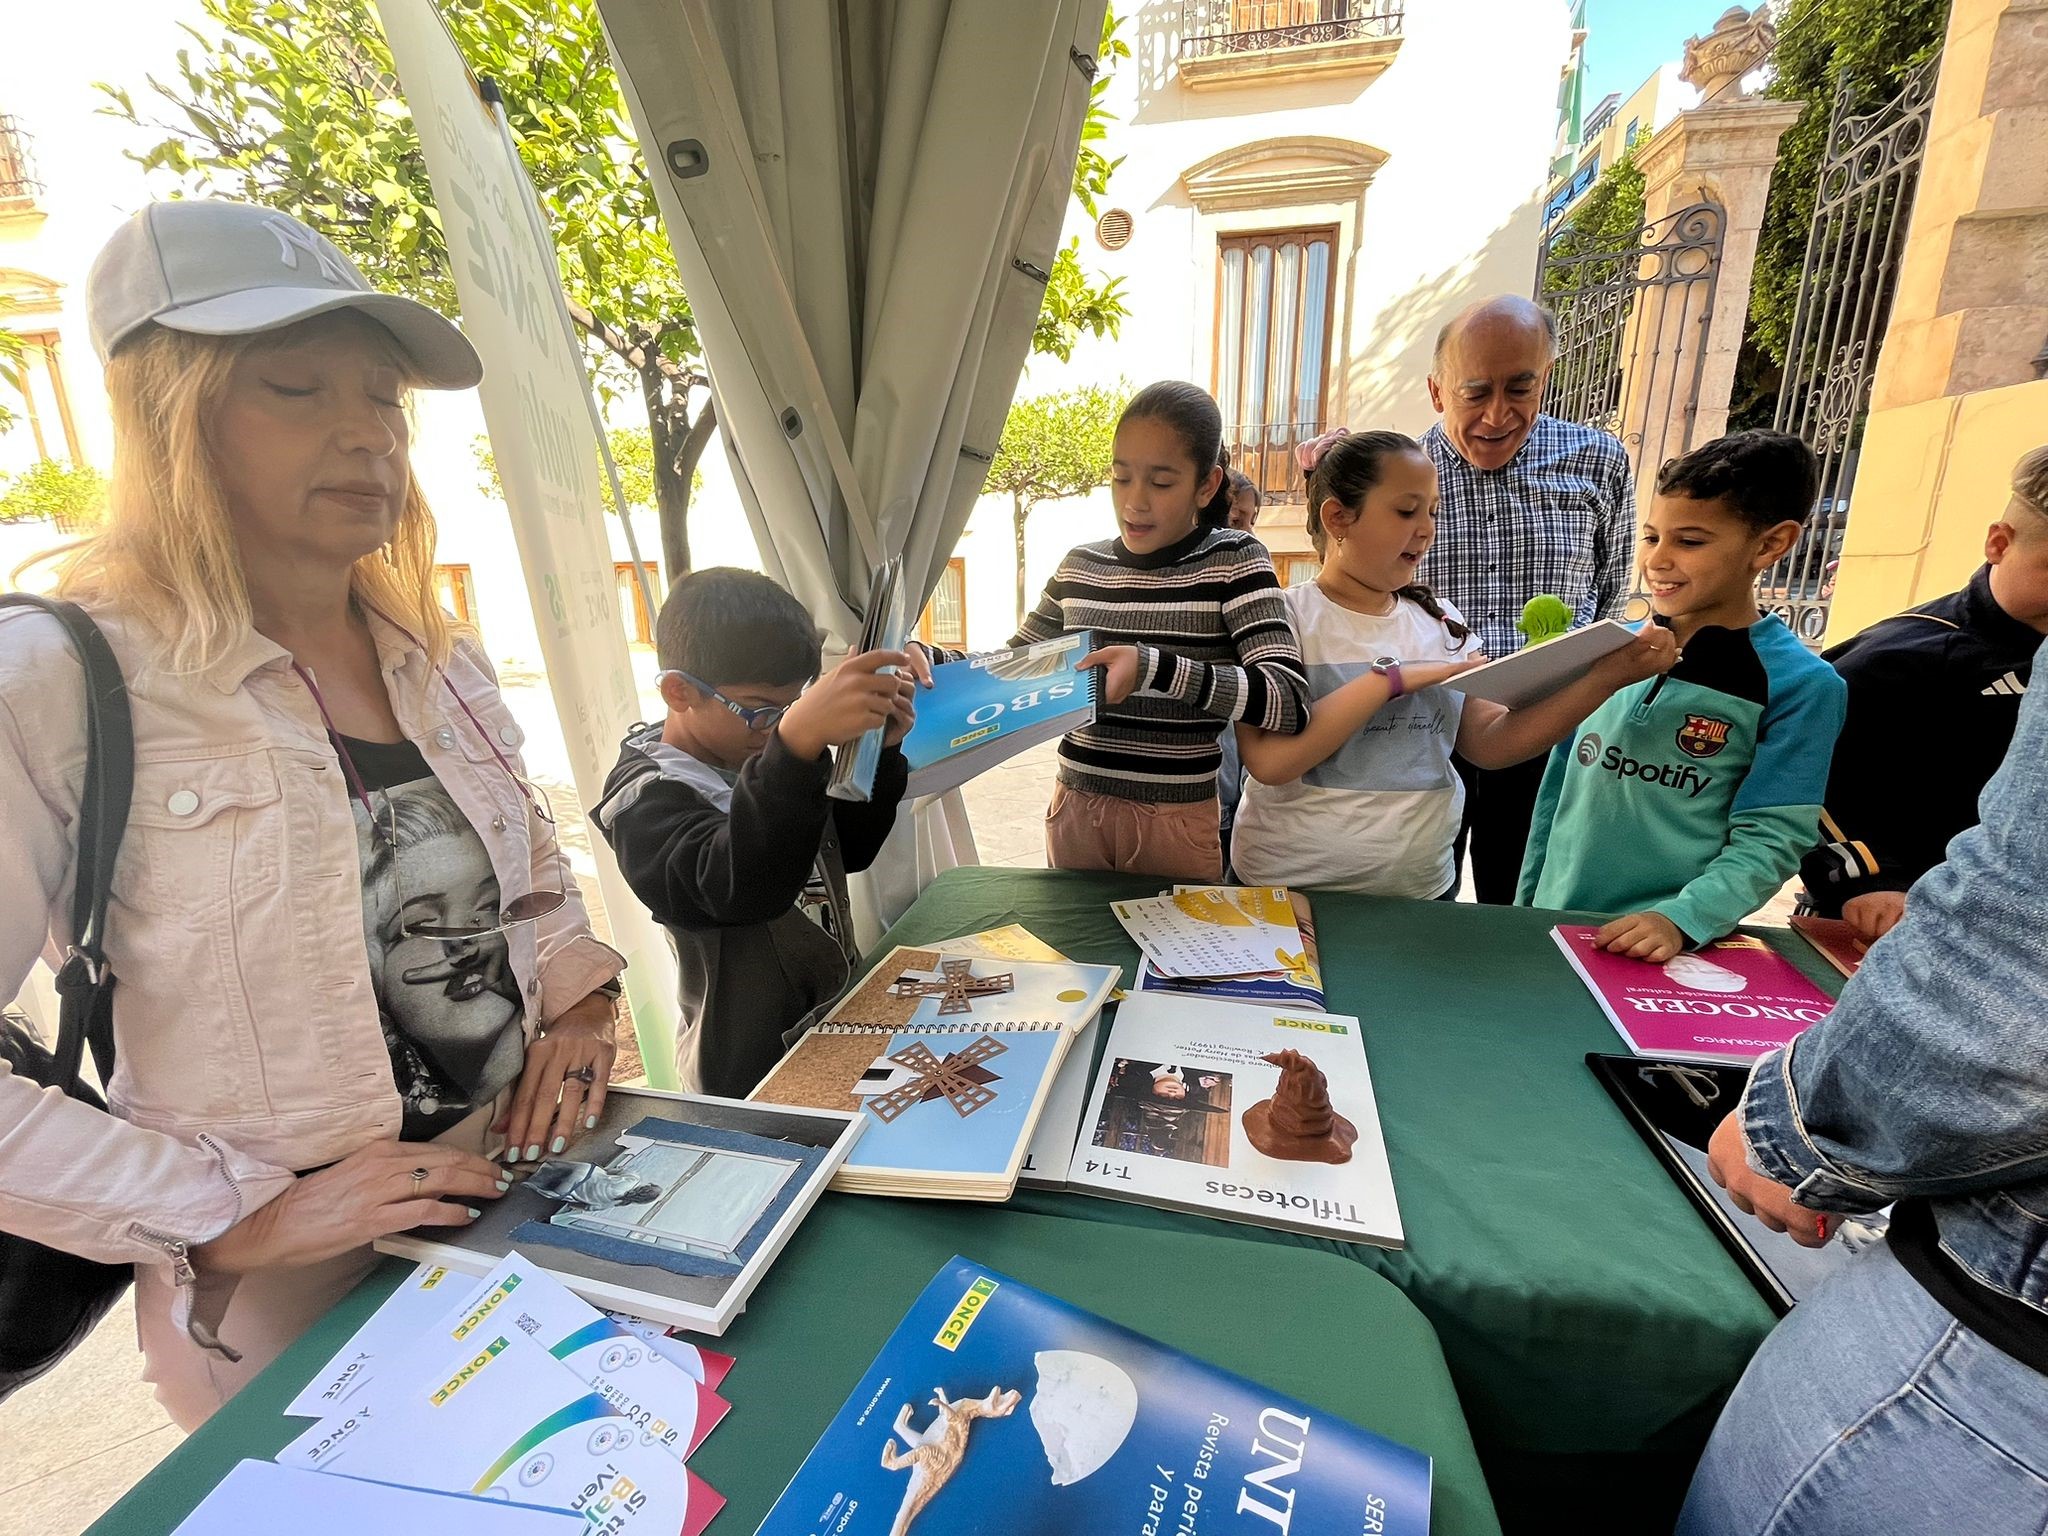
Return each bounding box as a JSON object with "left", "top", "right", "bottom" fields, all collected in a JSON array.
[{"left": 1679, "top": 1240, "right": 2048, "bottom": 1534}]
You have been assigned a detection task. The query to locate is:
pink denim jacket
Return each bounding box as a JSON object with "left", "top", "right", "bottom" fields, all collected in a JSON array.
[{"left": 0, "top": 601, "right": 624, "bottom": 1329}]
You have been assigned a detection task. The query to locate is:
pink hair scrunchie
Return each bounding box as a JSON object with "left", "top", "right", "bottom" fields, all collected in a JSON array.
[{"left": 1296, "top": 427, "right": 1351, "bottom": 474}]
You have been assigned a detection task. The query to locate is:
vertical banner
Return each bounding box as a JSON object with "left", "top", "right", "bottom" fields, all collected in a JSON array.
[{"left": 375, "top": 0, "right": 680, "bottom": 1086}]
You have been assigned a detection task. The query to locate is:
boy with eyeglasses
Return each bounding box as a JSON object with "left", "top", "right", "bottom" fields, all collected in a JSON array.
[{"left": 592, "top": 567, "right": 917, "bottom": 1096}]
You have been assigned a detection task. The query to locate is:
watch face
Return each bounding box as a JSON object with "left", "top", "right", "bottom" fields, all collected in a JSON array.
[{"left": 1373, "top": 655, "right": 1401, "bottom": 669}]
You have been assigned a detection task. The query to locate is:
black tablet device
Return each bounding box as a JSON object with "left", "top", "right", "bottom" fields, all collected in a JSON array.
[{"left": 1587, "top": 1052, "right": 1889, "bottom": 1314}]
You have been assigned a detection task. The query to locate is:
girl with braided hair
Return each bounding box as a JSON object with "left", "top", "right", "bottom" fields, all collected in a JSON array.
[{"left": 1231, "top": 428, "right": 1674, "bottom": 898}]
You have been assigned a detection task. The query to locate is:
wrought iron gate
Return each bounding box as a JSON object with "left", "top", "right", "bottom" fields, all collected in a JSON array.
[
  {"left": 1766, "top": 55, "right": 1939, "bottom": 643},
  {"left": 1539, "top": 200, "right": 1725, "bottom": 472}
]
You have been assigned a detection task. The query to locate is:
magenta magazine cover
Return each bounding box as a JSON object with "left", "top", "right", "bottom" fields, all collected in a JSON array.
[{"left": 1552, "top": 926, "right": 1836, "bottom": 1065}]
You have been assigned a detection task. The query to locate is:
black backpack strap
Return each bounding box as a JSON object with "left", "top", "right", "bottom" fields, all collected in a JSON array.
[{"left": 0, "top": 595, "right": 132, "bottom": 1093}]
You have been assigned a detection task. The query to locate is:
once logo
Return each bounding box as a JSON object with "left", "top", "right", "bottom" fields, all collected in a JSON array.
[{"left": 1575, "top": 732, "right": 1603, "bottom": 767}]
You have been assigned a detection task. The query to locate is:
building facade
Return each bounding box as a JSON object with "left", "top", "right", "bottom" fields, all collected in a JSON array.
[
  {"left": 1544, "top": 64, "right": 1699, "bottom": 229},
  {"left": 942, "top": 0, "right": 1573, "bottom": 648},
  {"left": 0, "top": 112, "right": 97, "bottom": 491}
]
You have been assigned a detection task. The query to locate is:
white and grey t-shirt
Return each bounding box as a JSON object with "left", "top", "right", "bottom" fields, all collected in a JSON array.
[
  {"left": 1232, "top": 584, "right": 1472, "bottom": 900},
  {"left": 341, "top": 735, "right": 526, "bottom": 1140}
]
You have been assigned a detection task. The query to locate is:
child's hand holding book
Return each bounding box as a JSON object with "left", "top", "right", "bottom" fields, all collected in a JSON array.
[
  {"left": 1078, "top": 644, "right": 1142, "bottom": 704},
  {"left": 781, "top": 649, "right": 912, "bottom": 760},
  {"left": 1586, "top": 624, "right": 1680, "bottom": 693}
]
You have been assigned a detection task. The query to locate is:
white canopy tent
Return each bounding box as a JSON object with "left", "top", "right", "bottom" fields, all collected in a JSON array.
[{"left": 598, "top": 0, "right": 1107, "bottom": 942}]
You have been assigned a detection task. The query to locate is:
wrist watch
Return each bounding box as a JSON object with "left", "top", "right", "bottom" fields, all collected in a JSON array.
[{"left": 1371, "top": 656, "right": 1405, "bottom": 699}]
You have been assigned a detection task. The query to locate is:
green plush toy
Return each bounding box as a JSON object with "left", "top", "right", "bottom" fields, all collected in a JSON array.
[{"left": 1516, "top": 594, "right": 1573, "bottom": 647}]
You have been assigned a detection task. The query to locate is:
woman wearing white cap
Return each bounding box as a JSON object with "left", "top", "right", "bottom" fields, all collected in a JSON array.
[{"left": 0, "top": 201, "right": 626, "bottom": 1425}]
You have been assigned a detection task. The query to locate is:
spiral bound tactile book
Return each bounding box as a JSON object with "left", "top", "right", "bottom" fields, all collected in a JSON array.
[{"left": 749, "top": 945, "right": 1119, "bottom": 1200}]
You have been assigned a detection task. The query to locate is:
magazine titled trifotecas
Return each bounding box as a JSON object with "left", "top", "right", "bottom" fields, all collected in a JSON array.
[
  {"left": 901, "top": 631, "right": 1098, "bottom": 798},
  {"left": 1069, "top": 995, "right": 1403, "bottom": 1248},
  {"left": 754, "top": 1255, "right": 1432, "bottom": 1536},
  {"left": 1553, "top": 925, "right": 1837, "bottom": 1065}
]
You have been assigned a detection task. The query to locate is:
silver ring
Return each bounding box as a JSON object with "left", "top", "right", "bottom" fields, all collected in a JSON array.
[
  {"left": 563, "top": 1066, "right": 597, "bottom": 1085},
  {"left": 410, "top": 1167, "right": 429, "bottom": 1188}
]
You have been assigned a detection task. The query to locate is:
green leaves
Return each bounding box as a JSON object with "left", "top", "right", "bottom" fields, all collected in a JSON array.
[
  {"left": 1747, "top": 0, "right": 1950, "bottom": 368},
  {"left": 1048, "top": 5, "right": 1129, "bottom": 355},
  {"left": 97, "top": 0, "right": 691, "bottom": 399},
  {"left": 475, "top": 425, "right": 698, "bottom": 517},
  {"left": 989, "top": 379, "right": 1128, "bottom": 621},
  {"left": 985, "top": 381, "right": 1128, "bottom": 506},
  {"left": 1541, "top": 128, "right": 1649, "bottom": 299},
  {"left": 1033, "top": 238, "right": 1129, "bottom": 363},
  {"left": 0, "top": 458, "right": 108, "bottom": 527}
]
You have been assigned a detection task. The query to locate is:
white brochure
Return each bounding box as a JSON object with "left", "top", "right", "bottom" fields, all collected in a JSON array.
[
  {"left": 283, "top": 1261, "right": 475, "bottom": 1420},
  {"left": 171, "top": 1459, "right": 584, "bottom": 1536},
  {"left": 277, "top": 1323, "right": 724, "bottom": 1536}
]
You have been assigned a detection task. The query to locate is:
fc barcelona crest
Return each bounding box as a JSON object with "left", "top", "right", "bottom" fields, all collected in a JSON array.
[{"left": 1676, "top": 713, "right": 1732, "bottom": 759}]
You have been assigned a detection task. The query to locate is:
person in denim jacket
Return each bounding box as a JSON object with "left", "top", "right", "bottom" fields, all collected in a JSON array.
[
  {"left": 1681, "top": 631, "right": 2048, "bottom": 1534},
  {"left": 0, "top": 202, "right": 624, "bottom": 1426}
]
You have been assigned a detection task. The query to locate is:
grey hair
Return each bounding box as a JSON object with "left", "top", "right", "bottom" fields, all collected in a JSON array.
[{"left": 1431, "top": 296, "right": 1559, "bottom": 376}]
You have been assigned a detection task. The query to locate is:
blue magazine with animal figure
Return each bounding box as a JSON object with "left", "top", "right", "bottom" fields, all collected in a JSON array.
[
  {"left": 755, "top": 1255, "right": 1433, "bottom": 1536},
  {"left": 901, "top": 631, "right": 1098, "bottom": 798}
]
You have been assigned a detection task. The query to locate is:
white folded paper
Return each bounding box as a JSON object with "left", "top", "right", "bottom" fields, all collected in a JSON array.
[{"left": 171, "top": 1459, "right": 583, "bottom": 1536}]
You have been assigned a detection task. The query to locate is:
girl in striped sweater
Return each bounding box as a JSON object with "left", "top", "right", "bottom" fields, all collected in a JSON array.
[{"left": 965, "top": 381, "right": 1311, "bottom": 880}]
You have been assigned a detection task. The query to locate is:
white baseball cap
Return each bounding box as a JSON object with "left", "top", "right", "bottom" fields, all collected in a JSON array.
[{"left": 87, "top": 199, "right": 483, "bottom": 389}]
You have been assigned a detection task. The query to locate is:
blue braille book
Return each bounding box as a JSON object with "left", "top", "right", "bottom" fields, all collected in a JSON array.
[{"left": 900, "top": 630, "right": 1098, "bottom": 797}]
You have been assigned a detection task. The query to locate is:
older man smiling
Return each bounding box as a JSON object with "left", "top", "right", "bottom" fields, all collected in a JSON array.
[{"left": 1416, "top": 295, "right": 1635, "bottom": 903}]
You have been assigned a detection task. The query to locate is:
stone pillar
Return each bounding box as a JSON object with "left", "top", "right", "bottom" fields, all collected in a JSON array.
[
  {"left": 1631, "top": 98, "right": 1802, "bottom": 447},
  {"left": 1868, "top": 0, "right": 2048, "bottom": 410},
  {"left": 1826, "top": 0, "right": 2048, "bottom": 640},
  {"left": 1608, "top": 6, "right": 1799, "bottom": 512}
]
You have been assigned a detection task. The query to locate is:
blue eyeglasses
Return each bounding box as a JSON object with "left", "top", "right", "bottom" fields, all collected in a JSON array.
[{"left": 664, "top": 670, "right": 800, "bottom": 732}]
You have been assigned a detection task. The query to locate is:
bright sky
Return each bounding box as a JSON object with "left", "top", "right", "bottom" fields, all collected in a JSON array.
[{"left": 1580, "top": 0, "right": 1742, "bottom": 105}]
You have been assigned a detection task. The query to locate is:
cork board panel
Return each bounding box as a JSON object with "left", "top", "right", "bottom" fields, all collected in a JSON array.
[
  {"left": 753, "top": 1030, "right": 889, "bottom": 1115},
  {"left": 829, "top": 945, "right": 944, "bottom": 1031}
]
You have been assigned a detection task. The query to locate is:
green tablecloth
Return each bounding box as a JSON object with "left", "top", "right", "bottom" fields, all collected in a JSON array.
[
  {"left": 87, "top": 1200, "right": 1499, "bottom": 1536},
  {"left": 877, "top": 867, "right": 1839, "bottom": 1520}
]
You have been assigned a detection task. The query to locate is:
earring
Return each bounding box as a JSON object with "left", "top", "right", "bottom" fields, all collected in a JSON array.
[{"left": 1335, "top": 534, "right": 1346, "bottom": 554}]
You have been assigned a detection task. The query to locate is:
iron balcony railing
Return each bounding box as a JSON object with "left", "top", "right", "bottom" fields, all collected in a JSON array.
[
  {"left": 1181, "top": 0, "right": 1404, "bottom": 59},
  {"left": 0, "top": 115, "right": 41, "bottom": 203},
  {"left": 1222, "top": 419, "right": 1326, "bottom": 505}
]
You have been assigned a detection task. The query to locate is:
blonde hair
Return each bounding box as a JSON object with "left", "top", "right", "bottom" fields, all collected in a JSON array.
[
  {"left": 48, "top": 322, "right": 453, "bottom": 675},
  {"left": 2012, "top": 445, "right": 2048, "bottom": 523}
]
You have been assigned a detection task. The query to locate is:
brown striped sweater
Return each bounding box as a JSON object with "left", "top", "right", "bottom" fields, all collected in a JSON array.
[{"left": 989, "top": 526, "right": 1310, "bottom": 804}]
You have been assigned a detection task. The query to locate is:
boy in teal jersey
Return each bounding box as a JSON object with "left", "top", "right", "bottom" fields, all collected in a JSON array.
[{"left": 1518, "top": 432, "right": 1847, "bottom": 960}]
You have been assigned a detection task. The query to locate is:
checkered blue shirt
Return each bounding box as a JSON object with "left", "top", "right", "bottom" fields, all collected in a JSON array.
[{"left": 1415, "top": 415, "right": 1636, "bottom": 660}]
